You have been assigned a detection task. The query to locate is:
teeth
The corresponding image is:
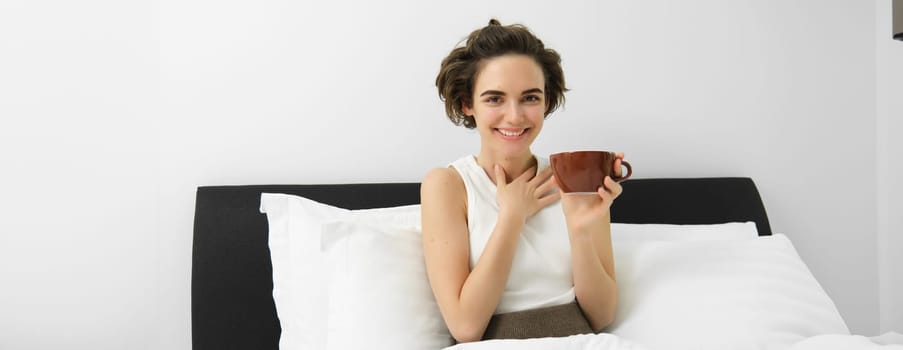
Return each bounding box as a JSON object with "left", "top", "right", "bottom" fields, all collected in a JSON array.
[{"left": 498, "top": 129, "right": 525, "bottom": 137}]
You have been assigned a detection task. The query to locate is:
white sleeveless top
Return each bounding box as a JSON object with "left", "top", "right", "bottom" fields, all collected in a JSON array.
[{"left": 450, "top": 155, "right": 576, "bottom": 314}]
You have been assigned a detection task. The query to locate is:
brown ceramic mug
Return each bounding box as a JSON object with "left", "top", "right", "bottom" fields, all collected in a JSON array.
[{"left": 550, "top": 151, "right": 633, "bottom": 193}]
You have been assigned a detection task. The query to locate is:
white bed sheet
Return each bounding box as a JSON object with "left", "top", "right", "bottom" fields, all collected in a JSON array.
[
  {"left": 788, "top": 332, "right": 903, "bottom": 350},
  {"left": 443, "top": 333, "right": 651, "bottom": 350},
  {"left": 444, "top": 332, "right": 903, "bottom": 350}
]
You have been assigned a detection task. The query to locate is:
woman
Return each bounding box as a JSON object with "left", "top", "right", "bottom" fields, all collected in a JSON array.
[{"left": 422, "top": 19, "right": 625, "bottom": 343}]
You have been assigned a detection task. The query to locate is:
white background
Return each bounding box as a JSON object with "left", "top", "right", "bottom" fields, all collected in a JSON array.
[{"left": 1, "top": 0, "right": 900, "bottom": 348}]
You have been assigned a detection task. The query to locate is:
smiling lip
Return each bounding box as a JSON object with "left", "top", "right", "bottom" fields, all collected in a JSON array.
[{"left": 495, "top": 128, "right": 528, "bottom": 140}]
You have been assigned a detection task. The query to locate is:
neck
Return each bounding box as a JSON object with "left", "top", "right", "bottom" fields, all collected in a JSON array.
[{"left": 475, "top": 150, "right": 537, "bottom": 185}]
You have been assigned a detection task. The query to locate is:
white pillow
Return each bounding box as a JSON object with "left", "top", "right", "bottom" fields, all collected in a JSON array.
[
  {"left": 259, "top": 193, "right": 421, "bottom": 350},
  {"left": 611, "top": 221, "right": 759, "bottom": 243},
  {"left": 321, "top": 220, "right": 454, "bottom": 349},
  {"left": 607, "top": 234, "right": 849, "bottom": 350}
]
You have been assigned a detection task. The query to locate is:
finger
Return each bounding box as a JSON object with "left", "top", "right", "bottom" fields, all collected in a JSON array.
[
  {"left": 608, "top": 176, "right": 623, "bottom": 198},
  {"left": 597, "top": 183, "right": 614, "bottom": 204},
  {"left": 614, "top": 158, "right": 623, "bottom": 177},
  {"left": 534, "top": 167, "right": 560, "bottom": 195},
  {"left": 535, "top": 173, "right": 558, "bottom": 196},
  {"left": 600, "top": 176, "right": 623, "bottom": 199},
  {"left": 517, "top": 166, "right": 538, "bottom": 182},
  {"left": 494, "top": 164, "right": 507, "bottom": 187},
  {"left": 550, "top": 175, "right": 561, "bottom": 191},
  {"left": 537, "top": 190, "right": 561, "bottom": 208},
  {"left": 529, "top": 166, "right": 554, "bottom": 186},
  {"left": 616, "top": 152, "right": 625, "bottom": 160}
]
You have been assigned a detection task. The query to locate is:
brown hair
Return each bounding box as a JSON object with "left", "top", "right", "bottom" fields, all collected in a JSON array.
[{"left": 436, "top": 19, "right": 568, "bottom": 129}]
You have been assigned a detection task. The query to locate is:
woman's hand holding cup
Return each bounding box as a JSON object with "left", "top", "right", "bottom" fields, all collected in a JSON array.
[{"left": 550, "top": 151, "right": 631, "bottom": 236}]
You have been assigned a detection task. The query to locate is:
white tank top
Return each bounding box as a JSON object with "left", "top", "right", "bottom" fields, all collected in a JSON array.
[{"left": 450, "top": 155, "right": 576, "bottom": 314}]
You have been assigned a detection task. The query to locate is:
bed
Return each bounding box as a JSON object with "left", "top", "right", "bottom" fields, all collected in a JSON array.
[{"left": 191, "top": 177, "right": 896, "bottom": 350}]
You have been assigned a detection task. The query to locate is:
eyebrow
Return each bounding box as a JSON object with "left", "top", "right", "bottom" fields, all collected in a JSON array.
[{"left": 479, "top": 88, "right": 544, "bottom": 97}]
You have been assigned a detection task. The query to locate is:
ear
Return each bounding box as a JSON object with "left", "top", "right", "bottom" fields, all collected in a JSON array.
[{"left": 461, "top": 100, "right": 474, "bottom": 117}]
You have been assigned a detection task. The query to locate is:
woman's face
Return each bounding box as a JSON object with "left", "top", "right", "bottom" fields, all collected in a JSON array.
[{"left": 463, "top": 54, "right": 546, "bottom": 158}]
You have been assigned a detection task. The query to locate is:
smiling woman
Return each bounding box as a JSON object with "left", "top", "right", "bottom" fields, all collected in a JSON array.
[
  {"left": 422, "top": 19, "right": 627, "bottom": 343},
  {"left": 465, "top": 54, "right": 547, "bottom": 158},
  {"left": 435, "top": 19, "right": 567, "bottom": 130}
]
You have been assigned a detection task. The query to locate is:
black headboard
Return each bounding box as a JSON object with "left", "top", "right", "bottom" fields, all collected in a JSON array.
[{"left": 191, "top": 177, "right": 771, "bottom": 350}]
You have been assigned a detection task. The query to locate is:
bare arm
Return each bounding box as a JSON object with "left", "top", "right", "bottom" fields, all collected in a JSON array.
[
  {"left": 557, "top": 176, "right": 622, "bottom": 331},
  {"left": 568, "top": 210, "right": 618, "bottom": 332},
  {"left": 421, "top": 165, "right": 558, "bottom": 342}
]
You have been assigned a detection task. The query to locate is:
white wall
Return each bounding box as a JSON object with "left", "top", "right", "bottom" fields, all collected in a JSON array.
[
  {"left": 877, "top": 0, "right": 903, "bottom": 334},
  {"left": 0, "top": 1, "right": 162, "bottom": 348},
  {"left": 0, "top": 1, "right": 888, "bottom": 349}
]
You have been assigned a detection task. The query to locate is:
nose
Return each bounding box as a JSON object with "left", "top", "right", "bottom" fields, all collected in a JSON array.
[{"left": 503, "top": 100, "right": 525, "bottom": 124}]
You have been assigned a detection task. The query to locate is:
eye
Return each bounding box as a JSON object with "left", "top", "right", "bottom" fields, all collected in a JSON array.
[
  {"left": 485, "top": 96, "right": 502, "bottom": 104},
  {"left": 523, "top": 95, "right": 542, "bottom": 103}
]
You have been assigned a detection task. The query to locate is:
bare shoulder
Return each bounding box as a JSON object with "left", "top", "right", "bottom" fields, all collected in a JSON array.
[
  {"left": 421, "top": 167, "right": 469, "bottom": 254},
  {"left": 421, "top": 167, "right": 465, "bottom": 203},
  {"left": 421, "top": 167, "right": 468, "bottom": 229}
]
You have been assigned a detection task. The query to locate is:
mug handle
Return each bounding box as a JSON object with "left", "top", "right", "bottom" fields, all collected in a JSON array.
[{"left": 613, "top": 160, "right": 632, "bottom": 182}]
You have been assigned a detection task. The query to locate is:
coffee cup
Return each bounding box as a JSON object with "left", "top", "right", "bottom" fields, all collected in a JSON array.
[{"left": 550, "top": 151, "right": 632, "bottom": 194}]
